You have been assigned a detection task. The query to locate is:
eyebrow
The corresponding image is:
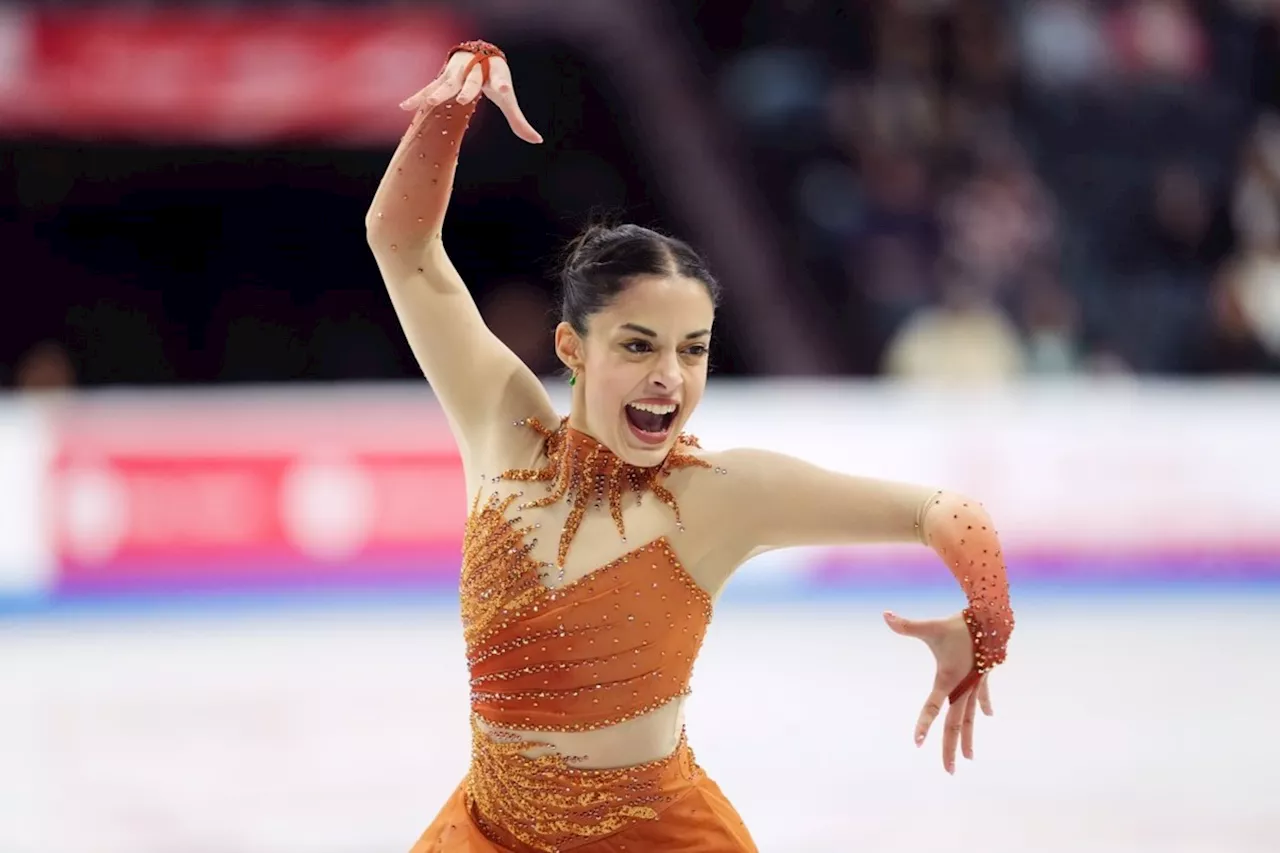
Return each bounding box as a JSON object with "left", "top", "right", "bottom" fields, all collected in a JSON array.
[{"left": 620, "top": 322, "right": 711, "bottom": 340}]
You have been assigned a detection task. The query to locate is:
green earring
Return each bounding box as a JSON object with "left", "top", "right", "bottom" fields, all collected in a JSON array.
[{"left": 568, "top": 373, "right": 577, "bottom": 386}]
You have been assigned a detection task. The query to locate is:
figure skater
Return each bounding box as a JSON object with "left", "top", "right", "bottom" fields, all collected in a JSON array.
[{"left": 366, "top": 41, "right": 1013, "bottom": 853}]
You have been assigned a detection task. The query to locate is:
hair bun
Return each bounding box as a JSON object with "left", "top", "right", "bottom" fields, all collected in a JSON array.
[
  {"left": 562, "top": 214, "right": 624, "bottom": 271},
  {"left": 563, "top": 225, "right": 607, "bottom": 265}
]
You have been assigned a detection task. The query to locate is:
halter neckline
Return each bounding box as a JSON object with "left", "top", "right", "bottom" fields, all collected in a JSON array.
[{"left": 498, "top": 417, "right": 712, "bottom": 569}]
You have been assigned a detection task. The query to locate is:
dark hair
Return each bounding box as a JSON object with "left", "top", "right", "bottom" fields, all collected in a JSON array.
[{"left": 558, "top": 222, "right": 721, "bottom": 335}]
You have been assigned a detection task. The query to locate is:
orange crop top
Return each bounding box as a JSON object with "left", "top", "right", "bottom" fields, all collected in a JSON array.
[{"left": 460, "top": 420, "right": 714, "bottom": 732}]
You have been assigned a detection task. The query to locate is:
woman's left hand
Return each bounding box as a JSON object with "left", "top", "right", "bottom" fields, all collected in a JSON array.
[{"left": 883, "top": 610, "right": 994, "bottom": 774}]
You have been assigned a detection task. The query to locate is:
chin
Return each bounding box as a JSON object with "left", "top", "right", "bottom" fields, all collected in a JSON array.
[{"left": 614, "top": 439, "right": 671, "bottom": 469}]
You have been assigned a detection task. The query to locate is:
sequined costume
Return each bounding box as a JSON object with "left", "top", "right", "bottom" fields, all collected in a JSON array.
[
  {"left": 371, "top": 40, "right": 1014, "bottom": 853},
  {"left": 462, "top": 421, "right": 714, "bottom": 734},
  {"left": 412, "top": 421, "right": 755, "bottom": 853}
]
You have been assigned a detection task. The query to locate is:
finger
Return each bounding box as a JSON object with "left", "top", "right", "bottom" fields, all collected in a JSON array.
[
  {"left": 426, "top": 52, "right": 469, "bottom": 105},
  {"left": 403, "top": 71, "right": 455, "bottom": 111},
  {"left": 960, "top": 687, "right": 978, "bottom": 760},
  {"left": 402, "top": 52, "right": 469, "bottom": 111},
  {"left": 399, "top": 79, "right": 444, "bottom": 111},
  {"left": 941, "top": 692, "right": 967, "bottom": 774},
  {"left": 443, "top": 50, "right": 471, "bottom": 84},
  {"left": 484, "top": 59, "right": 544, "bottom": 144},
  {"left": 978, "top": 674, "right": 994, "bottom": 716},
  {"left": 883, "top": 612, "right": 944, "bottom": 642},
  {"left": 457, "top": 63, "right": 484, "bottom": 105},
  {"left": 914, "top": 687, "right": 946, "bottom": 747}
]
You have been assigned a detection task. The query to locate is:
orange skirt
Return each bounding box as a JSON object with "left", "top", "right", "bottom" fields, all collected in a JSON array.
[{"left": 407, "top": 737, "right": 757, "bottom": 853}]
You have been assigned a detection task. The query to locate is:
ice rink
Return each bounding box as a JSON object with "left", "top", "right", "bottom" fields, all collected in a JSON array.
[{"left": 2, "top": 588, "right": 1277, "bottom": 853}]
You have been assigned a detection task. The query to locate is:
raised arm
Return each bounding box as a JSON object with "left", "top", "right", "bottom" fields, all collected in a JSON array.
[{"left": 365, "top": 42, "right": 555, "bottom": 461}]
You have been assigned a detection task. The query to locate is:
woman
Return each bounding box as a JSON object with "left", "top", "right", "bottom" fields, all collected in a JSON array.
[{"left": 367, "top": 42, "right": 1013, "bottom": 853}]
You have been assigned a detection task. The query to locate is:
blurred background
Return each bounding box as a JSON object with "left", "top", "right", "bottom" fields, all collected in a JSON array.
[{"left": 1, "top": 1, "right": 1278, "bottom": 851}]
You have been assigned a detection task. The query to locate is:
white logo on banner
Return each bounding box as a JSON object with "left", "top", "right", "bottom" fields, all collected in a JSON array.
[
  {"left": 60, "top": 466, "right": 129, "bottom": 564},
  {"left": 279, "top": 459, "right": 375, "bottom": 561}
]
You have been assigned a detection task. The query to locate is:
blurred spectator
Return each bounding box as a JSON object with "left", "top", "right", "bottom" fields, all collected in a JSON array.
[
  {"left": 949, "top": 0, "right": 1016, "bottom": 106},
  {"left": 1113, "top": 160, "right": 1228, "bottom": 282},
  {"left": 882, "top": 268, "right": 1027, "bottom": 383},
  {"left": 1184, "top": 265, "right": 1280, "bottom": 374},
  {"left": 6, "top": 2, "right": 1280, "bottom": 383},
  {"left": 1107, "top": 0, "right": 1209, "bottom": 84},
  {"left": 872, "top": 4, "right": 938, "bottom": 83},
  {"left": 1019, "top": 270, "right": 1084, "bottom": 375},
  {"left": 740, "top": 0, "right": 1270, "bottom": 376},
  {"left": 853, "top": 150, "right": 939, "bottom": 311},
  {"left": 1232, "top": 115, "right": 1280, "bottom": 248},
  {"left": 14, "top": 341, "right": 76, "bottom": 391},
  {"left": 1017, "top": 0, "right": 1111, "bottom": 91},
  {"left": 1229, "top": 115, "right": 1280, "bottom": 356},
  {"left": 1232, "top": 252, "right": 1280, "bottom": 356},
  {"left": 719, "top": 46, "right": 828, "bottom": 148},
  {"left": 855, "top": 231, "right": 937, "bottom": 336},
  {"left": 940, "top": 141, "right": 1058, "bottom": 297}
]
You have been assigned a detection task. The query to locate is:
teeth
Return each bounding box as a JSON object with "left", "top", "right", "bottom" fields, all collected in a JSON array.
[{"left": 627, "top": 402, "right": 677, "bottom": 415}]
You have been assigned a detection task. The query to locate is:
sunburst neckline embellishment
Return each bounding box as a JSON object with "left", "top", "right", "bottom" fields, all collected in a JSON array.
[{"left": 497, "top": 417, "right": 714, "bottom": 571}]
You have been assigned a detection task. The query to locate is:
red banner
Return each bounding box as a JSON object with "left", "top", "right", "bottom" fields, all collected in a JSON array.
[
  {"left": 0, "top": 7, "right": 465, "bottom": 142},
  {"left": 48, "top": 399, "right": 469, "bottom": 592}
]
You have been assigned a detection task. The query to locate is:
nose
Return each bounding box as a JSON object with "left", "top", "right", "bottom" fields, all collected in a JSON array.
[{"left": 648, "top": 350, "right": 681, "bottom": 391}]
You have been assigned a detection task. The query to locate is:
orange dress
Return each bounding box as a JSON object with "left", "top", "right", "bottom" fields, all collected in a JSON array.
[{"left": 407, "top": 420, "right": 756, "bottom": 853}]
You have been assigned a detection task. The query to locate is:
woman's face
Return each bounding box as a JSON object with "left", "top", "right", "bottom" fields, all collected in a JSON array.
[{"left": 557, "top": 275, "right": 715, "bottom": 468}]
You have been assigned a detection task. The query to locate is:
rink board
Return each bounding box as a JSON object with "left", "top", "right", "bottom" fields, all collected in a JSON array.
[{"left": 2, "top": 381, "right": 1279, "bottom": 610}]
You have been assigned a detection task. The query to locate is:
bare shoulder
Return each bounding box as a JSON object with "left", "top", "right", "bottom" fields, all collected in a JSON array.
[
  {"left": 665, "top": 440, "right": 762, "bottom": 527},
  {"left": 671, "top": 445, "right": 783, "bottom": 497},
  {"left": 659, "top": 445, "right": 769, "bottom": 578},
  {"left": 669, "top": 445, "right": 796, "bottom": 536}
]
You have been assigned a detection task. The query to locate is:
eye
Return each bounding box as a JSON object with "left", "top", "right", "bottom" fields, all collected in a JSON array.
[
  {"left": 621, "top": 340, "right": 653, "bottom": 354},
  {"left": 683, "top": 344, "right": 709, "bottom": 357}
]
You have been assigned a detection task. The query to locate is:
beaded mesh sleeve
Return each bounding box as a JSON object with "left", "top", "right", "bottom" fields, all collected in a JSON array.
[
  {"left": 917, "top": 492, "right": 1015, "bottom": 702},
  {"left": 366, "top": 41, "right": 504, "bottom": 255}
]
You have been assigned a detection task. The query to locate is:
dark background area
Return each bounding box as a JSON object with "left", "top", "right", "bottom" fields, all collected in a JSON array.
[{"left": 4, "top": 0, "right": 1280, "bottom": 387}]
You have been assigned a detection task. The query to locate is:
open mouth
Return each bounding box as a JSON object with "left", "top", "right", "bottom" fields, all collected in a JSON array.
[{"left": 624, "top": 402, "right": 679, "bottom": 444}]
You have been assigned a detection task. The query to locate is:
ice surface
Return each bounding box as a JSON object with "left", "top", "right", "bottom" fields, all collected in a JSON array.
[{"left": 1, "top": 591, "right": 1276, "bottom": 853}]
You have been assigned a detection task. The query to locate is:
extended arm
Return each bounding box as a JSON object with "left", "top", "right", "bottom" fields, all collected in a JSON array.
[
  {"left": 714, "top": 448, "right": 1014, "bottom": 691},
  {"left": 364, "top": 43, "right": 553, "bottom": 459}
]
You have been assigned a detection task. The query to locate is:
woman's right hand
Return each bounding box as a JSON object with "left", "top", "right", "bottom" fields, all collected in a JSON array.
[{"left": 398, "top": 46, "right": 543, "bottom": 145}]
